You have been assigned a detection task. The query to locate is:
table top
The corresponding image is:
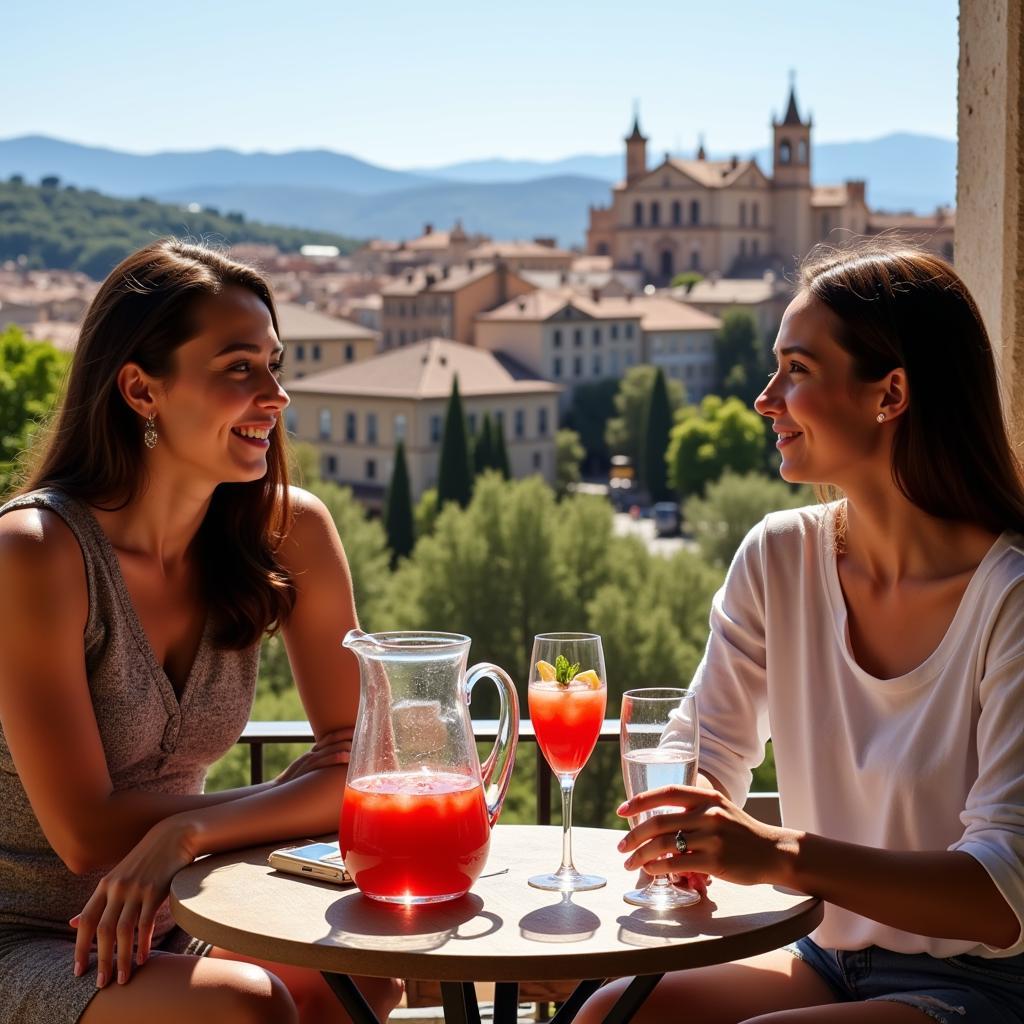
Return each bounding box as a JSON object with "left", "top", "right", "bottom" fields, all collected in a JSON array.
[{"left": 170, "top": 825, "right": 822, "bottom": 982}]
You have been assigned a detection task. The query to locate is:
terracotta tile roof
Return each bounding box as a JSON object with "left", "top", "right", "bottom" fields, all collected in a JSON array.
[
  {"left": 285, "top": 338, "right": 562, "bottom": 399},
  {"left": 811, "top": 185, "right": 849, "bottom": 208},
  {"left": 681, "top": 277, "right": 782, "bottom": 304},
  {"left": 467, "top": 241, "right": 572, "bottom": 260},
  {"left": 601, "top": 296, "right": 721, "bottom": 332},
  {"left": 23, "top": 320, "right": 81, "bottom": 352},
  {"left": 276, "top": 302, "right": 378, "bottom": 342},
  {"left": 405, "top": 231, "right": 452, "bottom": 251},
  {"left": 665, "top": 158, "right": 756, "bottom": 188},
  {"left": 867, "top": 209, "right": 956, "bottom": 231},
  {"left": 380, "top": 263, "right": 497, "bottom": 297}
]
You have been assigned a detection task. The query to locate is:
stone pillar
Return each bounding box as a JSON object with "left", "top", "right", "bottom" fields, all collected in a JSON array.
[{"left": 956, "top": 0, "right": 1024, "bottom": 441}]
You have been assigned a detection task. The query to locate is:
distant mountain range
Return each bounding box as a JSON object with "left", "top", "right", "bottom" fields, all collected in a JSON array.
[{"left": 0, "top": 133, "right": 956, "bottom": 247}]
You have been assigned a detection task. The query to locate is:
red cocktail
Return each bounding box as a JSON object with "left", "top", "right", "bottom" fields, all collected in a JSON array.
[
  {"left": 339, "top": 771, "right": 491, "bottom": 904},
  {"left": 528, "top": 681, "right": 606, "bottom": 776}
]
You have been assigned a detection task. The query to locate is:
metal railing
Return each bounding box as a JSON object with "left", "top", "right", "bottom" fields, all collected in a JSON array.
[{"left": 238, "top": 720, "right": 782, "bottom": 827}]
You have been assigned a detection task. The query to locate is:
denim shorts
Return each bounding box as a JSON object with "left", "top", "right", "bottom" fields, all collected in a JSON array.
[{"left": 788, "top": 936, "right": 1024, "bottom": 1023}]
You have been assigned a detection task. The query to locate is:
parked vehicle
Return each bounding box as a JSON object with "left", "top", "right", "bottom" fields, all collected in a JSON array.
[{"left": 653, "top": 501, "right": 680, "bottom": 537}]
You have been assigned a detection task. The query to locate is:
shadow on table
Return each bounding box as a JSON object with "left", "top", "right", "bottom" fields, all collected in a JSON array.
[
  {"left": 518, "top": 893, "right": 601, "bottom": 944},
  {"left": 617, "top": 899, "right": 804, "bottom": 948},
  {"left": 322, "top": 891, "right": 502, "bottom": 953}
]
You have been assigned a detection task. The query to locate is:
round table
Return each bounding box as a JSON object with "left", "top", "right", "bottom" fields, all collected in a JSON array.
[{"left": 171, "top": 825, "right": 822, "bottom": 1024}]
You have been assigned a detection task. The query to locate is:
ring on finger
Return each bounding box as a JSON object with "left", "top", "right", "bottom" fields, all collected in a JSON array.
[{"left": 674, "top": 830, "right": 689, "bottom": 855}]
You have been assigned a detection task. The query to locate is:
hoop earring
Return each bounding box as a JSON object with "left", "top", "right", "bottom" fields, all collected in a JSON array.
[
  {"left": 144, "top": 413, "right": 158, "bottom": 449},
  {"left": 876, "top": 413, "right": 885, "bottom": 423}
]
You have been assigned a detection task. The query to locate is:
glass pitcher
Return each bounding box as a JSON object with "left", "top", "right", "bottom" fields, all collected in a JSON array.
[{"left": 339, "top": 630, "right": 519, "bottom": 904}]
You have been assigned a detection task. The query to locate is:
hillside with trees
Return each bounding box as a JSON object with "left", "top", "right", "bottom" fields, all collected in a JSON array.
[{"left": 0, "top": 177, "right": 361, "bottom": 279}]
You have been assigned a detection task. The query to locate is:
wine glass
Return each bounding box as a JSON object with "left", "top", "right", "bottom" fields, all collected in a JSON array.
[
  {"left": 527, "top": 632, "right": 608, "bottom": 892},
  {"left": 620, "top": 688, "right": 701, "bottom": 908}
]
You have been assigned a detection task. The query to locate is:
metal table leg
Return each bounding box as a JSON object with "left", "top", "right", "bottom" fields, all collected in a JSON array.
[
  {"left": 601, "top": 974, "right": 664, "bottom": 1024},
  {"left": 440, "top": 980, "right": 482, "bottom": 1024},
  {"left": 320, "top": 972, "right": 381, "bottom": 1024},
  {"left": 549, "top": 979, "right": 605, "bottom": 1024},
  {"left": 492, "top": 981, "right": 521, "bottom": 1024}
]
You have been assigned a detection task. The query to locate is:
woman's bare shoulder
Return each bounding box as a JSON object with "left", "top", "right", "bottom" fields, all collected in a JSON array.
[{"left": 0, "top": 506, "right": 87, "bottom": 607}]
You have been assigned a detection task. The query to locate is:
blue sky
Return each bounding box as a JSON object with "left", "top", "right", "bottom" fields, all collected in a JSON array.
[{"left": 8, "top": 0, "right": 958, "bottom": 167}]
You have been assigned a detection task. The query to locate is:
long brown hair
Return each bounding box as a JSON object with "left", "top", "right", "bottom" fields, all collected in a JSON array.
[
  {"left": 800, "top": 241, "right": 1024, "bottom": 535},
  {"left": 19, "top": 239, "right": 296, "bottom": 648}
]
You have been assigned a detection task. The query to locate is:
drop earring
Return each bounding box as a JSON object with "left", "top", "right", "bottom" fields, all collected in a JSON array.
[{"left": 144, "top": 413, "right": 158, "bottom": 449}]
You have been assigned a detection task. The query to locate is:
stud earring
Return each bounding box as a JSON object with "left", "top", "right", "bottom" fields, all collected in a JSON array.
[
  {"left": 876, "top": 413, "right": 885, "bottom": 423},
  {"left": 144, "top": 413, "right": 158, "bottom": 449}
]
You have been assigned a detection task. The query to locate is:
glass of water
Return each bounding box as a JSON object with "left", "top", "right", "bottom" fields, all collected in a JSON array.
[{"left": 619, "top": 687, "right": 701, "bottom": 909}]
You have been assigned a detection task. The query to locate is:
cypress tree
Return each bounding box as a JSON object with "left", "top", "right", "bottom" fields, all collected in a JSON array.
[
  {"left": 643, "top": 367, "right": 673, "bottom": 502},
  {"left": 473, "top": 413, "right": 494, "bottom": 477},
  {"left": 437, "top": 375, "right": 473, "bottom": 507},
  {"left": 493, "top": 420, "right": 511, "bottom": 480},
  {"left": 384, "top": 439, "right": 414, "bottom": 565}
]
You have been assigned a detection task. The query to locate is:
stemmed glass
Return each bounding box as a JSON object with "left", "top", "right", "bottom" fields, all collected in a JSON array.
[
  {"left": 620, "top": 688, "right": 701, "bottom": 908},
  {"left": 527, "top": 632, "right": 608, "bottom": 892}
]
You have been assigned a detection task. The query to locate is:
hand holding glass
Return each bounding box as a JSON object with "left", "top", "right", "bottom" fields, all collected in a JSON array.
[{"left": 620, "top": 688, "right": 701, "bottom": 908}]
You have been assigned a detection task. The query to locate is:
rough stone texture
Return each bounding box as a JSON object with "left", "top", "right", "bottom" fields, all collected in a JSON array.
[{"left": 957, "top": 0, "right": 1024, "bottom": 443}]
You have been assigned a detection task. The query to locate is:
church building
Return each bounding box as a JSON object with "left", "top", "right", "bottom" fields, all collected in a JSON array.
[{"left": 586, "top": 83, "right": 873, "bottom": 282}]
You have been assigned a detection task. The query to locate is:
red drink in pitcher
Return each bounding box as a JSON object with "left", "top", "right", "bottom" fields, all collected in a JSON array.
[
  {"left": 528, "top": 679, "right": 607, "bottom": 777},
  {"left": 339, "top": 771, "right": 491, "bottom": 903}
]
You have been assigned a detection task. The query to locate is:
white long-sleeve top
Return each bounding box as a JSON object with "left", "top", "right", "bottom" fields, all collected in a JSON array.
[{"left": 677, "top": 504, "right": 1024, "bottom": 958}]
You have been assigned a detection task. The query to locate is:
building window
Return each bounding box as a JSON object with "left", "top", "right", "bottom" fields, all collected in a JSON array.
[
  {"left": 494, "top": 410, "right": 505, "bottom": 434},
  {"left": 322, "top": 453, "right": 337, "bottom": 477},
  {"left": 633, "top": 201, "right": 643, "bottom": 226},
  {"left": 318, "top": 408, "right": 332, "bottom": 440},
  {"left": 538, "top": 407, "right": 549, "bottom": 437},
  {"left": 399, "top": 302, "right": 406, "bottom": 318},
  {"left": 553, "top": 329, "right": 562, "bottom": 348},
  {"left": 690, "top": 200, "right": 700, "bottom": 225},
  {"left": 553, "top": 356, "right": 563, "bottom": 378},
  {"left": 690, "top": 249, "right": 701, "bottom": 270},
  {"left": 285, "top": 410, "right": 297, "bottom": 434},
  {"left": 650, "top": 202, "right": 660, "bottom": 226},
  {"left": 740, "top": 238, "right": 747, "bottom": 257},
  {"left": 633, "top": 251, "right": 643, "bottom": 268},
  {"left": 429, "top": 415, "right": 442, "bottom": 444},
  {"left": 399, "top": 330, "right": 406, "bottom": 345},
  {"left": 312, "top": 344, "right": 322, "bottom": 361},
  {"left": 596, "top": 241, "right": 609, "bottom": 255},
  {"left": 592, "top": 327, "right": 601, "bottom": 345},
  {"left": 739, "top": 201, "right": 747, "bottom": 227},
  {"left": 366, "top": 412, "right": 378, "bottom": 445},
  {"left": 779, "top": 139, "right": 791, "bottom": 165},
  {"left": 798, "top": 139, "right": 808, "bottom": 164},
  {"left": 752, "top": 238, "right": 760, "bottom": 256},
  {"left": 611, "top": 324, "right": 619, "bottom": 340},
  {"left": 593, "top": 355, "right": 602, "bottom": 376},
  {"left": 514, "top": 409, "right": 525, "bottom": 439},
  {"left": 611, "top": 351, "right": 620, "bottom": 374},
  {"left": 467, "top": 412, "right": 478, "bottom": 435},
  {"left": 296, "top": 344, "right": 306, "bottom": 361},
  {"left": 573, "top": 328, "right": 582, "bottom": 347},
  {"left": 345, "top": 343, "right": 354, "bottom": 362},
  {"left": 625, "top": 323, "right": 634, "bottom": 340},
  {"left": 345, "top": 412, "right": 357, "bottom": 443},
  {"left": 365, "top": 459, "right": 376, "bottom": 481},
  {"left": 752, "top": 202, "right": 760, "bottom": 227},
  {"left": 532, "top": 451, "right": 542, "bottom": 470},
  {"left": 573, "top": 356, "right": 583, "bottom": 377},
  {"left": 672, "top": 200, "right": 682, "bottom": 225},
  {"left": 394, "top": 414, "right": 407, "bottom": 441}
]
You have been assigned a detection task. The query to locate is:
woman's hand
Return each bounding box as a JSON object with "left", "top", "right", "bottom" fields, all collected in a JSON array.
[
  {"left": 617, "top": 785, "right": 796, "bottom": 887},
  {"left": 273, "top": 726, "right": 353, "bottom": 786},
  {"left": 70, "top": 818, "right": 197, "bottom": 988}
]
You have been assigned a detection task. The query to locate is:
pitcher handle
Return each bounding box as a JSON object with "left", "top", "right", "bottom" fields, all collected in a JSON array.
[{"left": 465, "top": 662, "right": 519, "bottom": 827}]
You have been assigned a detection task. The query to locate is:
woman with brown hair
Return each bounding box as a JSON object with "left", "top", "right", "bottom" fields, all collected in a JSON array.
[
  {"left": 0, "top": 240, "right": 402, "bottom": 1023},
  {"left": 579, "top": 243, "right": 1024, "bottom": 1023}
]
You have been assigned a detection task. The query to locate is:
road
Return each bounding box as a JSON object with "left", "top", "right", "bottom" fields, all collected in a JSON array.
[{"left": 611, "top": 511, "right": 693, "bottom": 557}]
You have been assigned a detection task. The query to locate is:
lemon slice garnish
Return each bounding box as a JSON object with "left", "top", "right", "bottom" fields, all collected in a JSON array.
[
  {"left": 572, "top": 669, "right": 602, "bottom": 689},
  {"left": 536, "top": 659, "right": 557, "bottom": 682}
]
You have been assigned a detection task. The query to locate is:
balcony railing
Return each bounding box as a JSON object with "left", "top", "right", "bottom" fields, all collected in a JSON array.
[{"left": 238, "top": 721, "right": 782, "bottom": 827}]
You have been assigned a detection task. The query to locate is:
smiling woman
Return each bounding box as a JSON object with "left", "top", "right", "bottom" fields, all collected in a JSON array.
[{"left": 0, "top": 241, "right": 402, "bottom": 1024}]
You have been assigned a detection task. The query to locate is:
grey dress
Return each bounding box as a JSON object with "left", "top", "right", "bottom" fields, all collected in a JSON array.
[{"left": 0, "top": 488, "right": 260, "bottom": 1023}]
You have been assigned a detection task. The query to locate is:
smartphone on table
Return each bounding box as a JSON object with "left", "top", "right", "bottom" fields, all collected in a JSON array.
[{"left": 267, "top": 841, "right": 352, "bottom": 885}]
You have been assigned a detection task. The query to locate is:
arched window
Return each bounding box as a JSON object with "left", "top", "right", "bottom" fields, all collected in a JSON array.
[
  {"left": 690, "top": 200, "right": 700, "bottom": 225},
  {"left": 633, "top": 201, "right": 643, "bottom": 226},
  {"left": 739, "top": 202, "right": 747, "bottom": 227},
  {"left": 650, "top": 202, "right": 660, "bottom": 226},
  {"left": 779, "top": 139, "right": 792, "bottom": 165},
  {"left": 596, "top": 241, "right": 609, "bottom": 256},
  {"left": 798, "top": 139, "right": 808, "bottom": 164}
]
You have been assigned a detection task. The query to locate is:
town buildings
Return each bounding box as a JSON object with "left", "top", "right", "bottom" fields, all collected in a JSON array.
[
  {"left": 285, "top": 338, "right": 561, "bottom": 507},
  {"left": 586, "top": 83, "right": 953, "bottom": 283},
  {"left": 274, "top": 302, "right": 378, "bottom": 383}
]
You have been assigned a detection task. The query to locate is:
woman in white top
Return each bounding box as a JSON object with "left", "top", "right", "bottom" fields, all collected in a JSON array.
[{"left": 578, "top": 243, "right": 1024, "bottom": 1024}]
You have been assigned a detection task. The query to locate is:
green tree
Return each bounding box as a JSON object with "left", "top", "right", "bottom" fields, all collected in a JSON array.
[
  {"left": 564, "top": 378, "right": 619, "bottom": 471},
  {"left": 670, "top": 271, "right": 703, "bottom": 292},
  {"left": 437, "top": 376, "right": 473, "bottom": 507},
  {"left": 641, "top": 367, "right": 673, "bottom": 502},
  {"left": 288, "top": 442, "right": 321, "bottom": 487},
  {"left": 605, "top": 365, "right": 684, "bottom": 471},
  {"left": 684, "top": 470, "right": 814, "bottom": 567},
  {"left": 667, "top": 395, "right": 768, "bottom": 499},
  {"left": 554, "top": 428, "right": 584, "bottom": 498},
  {"left": 473, "top": 413, "right": 494, "bottom": 476},
  {"left": 493, "top": 421, "right": 511, "bottom": 480},
  {"left": 714, "top": 309, "right": 764, "bottom": 407},
  {"left": 0, "top": 326, "right": 70, "bottom": 496},
  {"left": 414, "top": 487, "right": 440, "bottom": 540},
  {"left": 383, "top": 439, "right": 414, "bottom": 565}
]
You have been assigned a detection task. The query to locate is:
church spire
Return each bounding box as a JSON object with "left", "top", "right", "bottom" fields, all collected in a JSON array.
[
  {"left": 782, "top": 69, "right": 804, "bottom": 126},
  {"left": 626, "top": 99, "right": 646, "bottom": 141}
]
